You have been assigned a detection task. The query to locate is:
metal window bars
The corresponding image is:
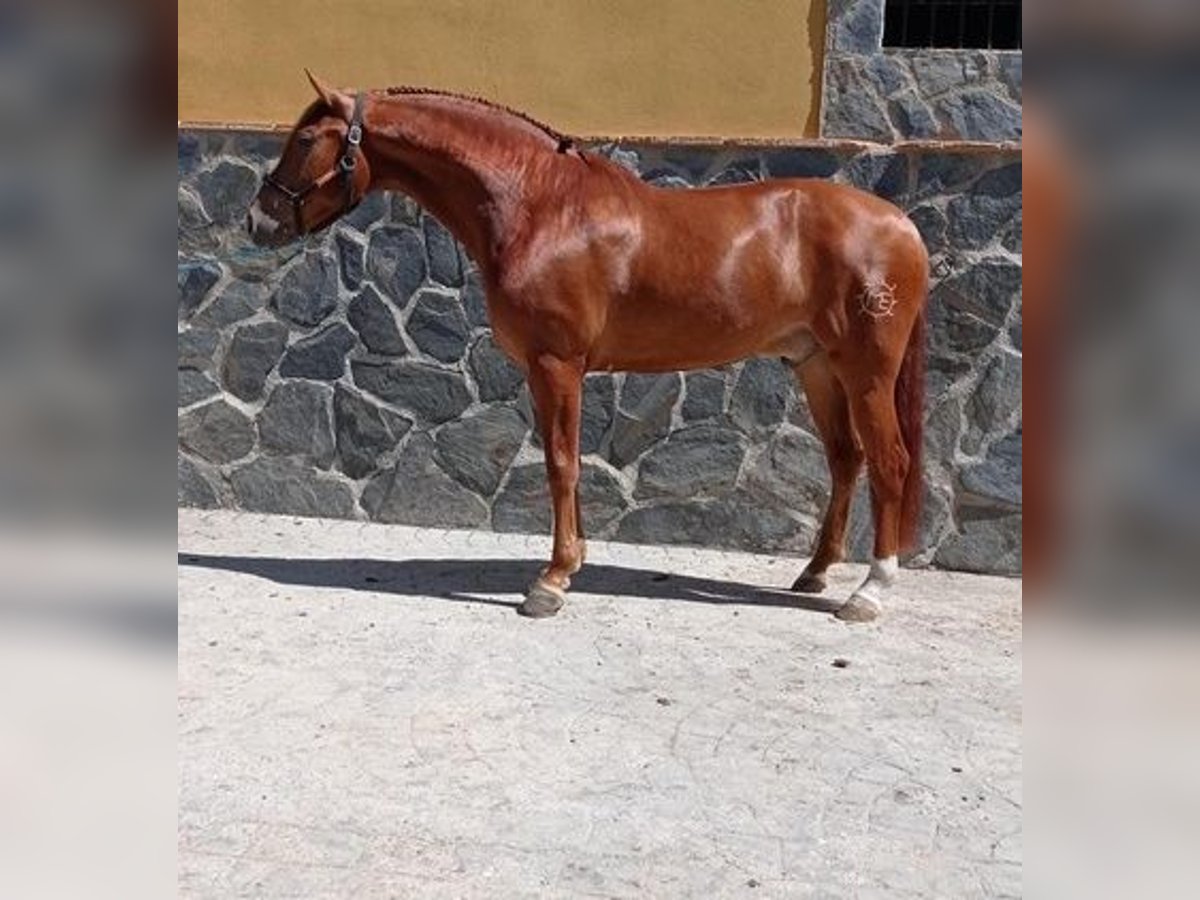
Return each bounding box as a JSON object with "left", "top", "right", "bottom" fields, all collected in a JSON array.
[{"left": 882, "top": 0, "right": 1022, "bottom": 50}]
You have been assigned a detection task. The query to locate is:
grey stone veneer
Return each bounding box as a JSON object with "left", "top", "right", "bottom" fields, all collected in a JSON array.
[
  {"left": 178, "top": 131, "right": 1022, "bottom": 574},
  {"left": 822, "top": 0, "right": 1021, "bottom": 142}
]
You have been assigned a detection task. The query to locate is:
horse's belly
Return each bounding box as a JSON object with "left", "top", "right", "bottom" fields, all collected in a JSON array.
[{"left": 589, "top": 285, "right": 811, "bottom": 372}]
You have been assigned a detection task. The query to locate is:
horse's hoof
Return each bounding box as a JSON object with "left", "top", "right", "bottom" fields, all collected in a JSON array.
[
  {"left": 518, "top": 580, "right": 566, "bottom": 619},
  {"left": 835, "top": 593, "right": 882, "bottom": 623},
  {"left": 791, "top": 571, "right": 827, "bottom": 594}
]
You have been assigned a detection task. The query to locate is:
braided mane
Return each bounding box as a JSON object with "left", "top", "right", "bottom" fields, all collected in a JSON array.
[{"left": 379, "top": 86, "right": 575, "bottom": 151}]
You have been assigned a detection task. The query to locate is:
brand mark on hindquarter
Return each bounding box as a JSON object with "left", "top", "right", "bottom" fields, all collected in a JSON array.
[{"left": 859, "top": 280, "right": 898, "bottom": 319}]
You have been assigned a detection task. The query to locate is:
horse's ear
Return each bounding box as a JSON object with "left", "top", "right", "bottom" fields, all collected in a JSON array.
[{"left": 305, "top": 69, "right": 354, "bottom": 121}]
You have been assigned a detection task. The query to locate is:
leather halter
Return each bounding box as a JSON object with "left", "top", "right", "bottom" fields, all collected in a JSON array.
[{"left": 262, "top": 92, "right": 366, "bottom": 234}]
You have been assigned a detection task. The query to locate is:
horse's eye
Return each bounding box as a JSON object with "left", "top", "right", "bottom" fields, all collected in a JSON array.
[{"left": 296, "top": 134, "right": 315, "bottom": 150}]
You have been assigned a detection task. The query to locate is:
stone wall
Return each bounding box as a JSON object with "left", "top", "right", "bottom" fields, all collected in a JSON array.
[
  {"left": 822, "top": 0, "right": 1021, "bottom": 142},
  {"left": 178, "top": 132, "right": 1021, "bottom": 574}
]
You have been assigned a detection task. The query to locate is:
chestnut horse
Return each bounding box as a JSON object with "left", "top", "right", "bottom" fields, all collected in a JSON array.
[{"left": 249, "top": 74, "right": 928, "bottom": 623}]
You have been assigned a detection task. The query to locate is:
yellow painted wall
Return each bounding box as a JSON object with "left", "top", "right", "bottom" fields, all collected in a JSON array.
[{"left": 179, "top": 1, "right": 825, "bottom": 139}]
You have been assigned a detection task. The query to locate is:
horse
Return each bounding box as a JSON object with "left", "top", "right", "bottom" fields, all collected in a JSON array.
[{"left": 248, "top": 72, "right": 929, "bottom": 623}]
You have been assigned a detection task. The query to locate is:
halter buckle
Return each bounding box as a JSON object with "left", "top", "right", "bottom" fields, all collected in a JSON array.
[{"left": 346, "top": 123, "right": 363, "bottom": 146}]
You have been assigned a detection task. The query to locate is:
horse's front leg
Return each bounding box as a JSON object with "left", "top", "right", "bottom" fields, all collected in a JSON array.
[{"left": 518, "top": 352, "right": 586, "bottom": 618}]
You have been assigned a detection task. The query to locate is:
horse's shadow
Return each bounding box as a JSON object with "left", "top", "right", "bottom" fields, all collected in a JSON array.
[{"left": 177, "top": 553, "right": 841, "bottom": 615}]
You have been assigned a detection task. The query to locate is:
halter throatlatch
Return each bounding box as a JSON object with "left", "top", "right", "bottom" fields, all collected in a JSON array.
[{"left": 263, "top": 92, "right": 366, "bottom": 235}]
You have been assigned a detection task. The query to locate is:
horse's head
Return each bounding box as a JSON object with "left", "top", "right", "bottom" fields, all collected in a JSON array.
[{"left": 248, "top": 72, "right": 371, "bottom": 247}]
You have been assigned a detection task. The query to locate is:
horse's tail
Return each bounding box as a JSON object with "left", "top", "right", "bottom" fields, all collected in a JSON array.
[{"left": 896, "top": 305, "right": 926, "bottom": 553}]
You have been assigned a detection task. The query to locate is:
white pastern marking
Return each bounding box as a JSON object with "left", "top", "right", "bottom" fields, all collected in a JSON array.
[{"left": 852, "top": 555, "right": 898, "bottom": 604}]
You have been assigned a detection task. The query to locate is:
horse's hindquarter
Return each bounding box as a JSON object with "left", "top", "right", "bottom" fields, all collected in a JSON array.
[{"left": 588, "top": 179, "right": 877, "bottom": 372}]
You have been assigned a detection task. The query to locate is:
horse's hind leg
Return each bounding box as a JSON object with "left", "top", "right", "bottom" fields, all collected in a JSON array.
[
  {"left": 518, "top": 352, "right": 587, "bottom": 619},
  {"left": 835, "top": 366, "right": 910, "bottom": 622},
  {"left": 790, "top": 354, "right": 863, "bottom": 594}
]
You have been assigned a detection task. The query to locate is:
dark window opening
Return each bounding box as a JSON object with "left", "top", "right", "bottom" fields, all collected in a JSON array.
[{"left": 884, "top": 1, "right": 1022, "bottom": 50}]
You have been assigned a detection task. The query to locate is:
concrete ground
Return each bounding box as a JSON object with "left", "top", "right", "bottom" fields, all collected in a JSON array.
[{"left": 178, "top": 509, "right": 1021, "bottom": 899}]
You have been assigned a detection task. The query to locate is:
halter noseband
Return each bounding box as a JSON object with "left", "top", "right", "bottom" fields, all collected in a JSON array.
[{"left": 263, "top": 92, "right": 366, "bottom": 235}]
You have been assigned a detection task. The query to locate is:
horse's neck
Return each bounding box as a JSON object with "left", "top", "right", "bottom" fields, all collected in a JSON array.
[{"left": 364, "top": 95, "right": 555, "bottom": 276}]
